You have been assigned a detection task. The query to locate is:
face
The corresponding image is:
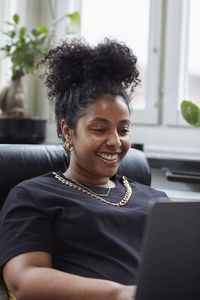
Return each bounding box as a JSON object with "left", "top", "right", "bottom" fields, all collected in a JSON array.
[{"left": 62, "top": 94, "right": 131, "bottom": 184}]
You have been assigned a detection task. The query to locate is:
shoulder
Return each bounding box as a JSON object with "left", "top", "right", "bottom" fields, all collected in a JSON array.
[
  {"left": 9, "top": 171, "right": 61, "bottom": 197},
  {"left": 18, "top": 171, "right": 56, "bottom": 189},
  {"left": 2, "top": 172, "right": 59, "bottom": 210}
]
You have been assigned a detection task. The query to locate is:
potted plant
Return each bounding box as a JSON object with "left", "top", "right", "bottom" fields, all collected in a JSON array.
[
  {"left": 181, "top": 100, "right": 200, "bottom": 128},
  {"left": 0, "top": 11, "right": 80, "bottom": 143}
]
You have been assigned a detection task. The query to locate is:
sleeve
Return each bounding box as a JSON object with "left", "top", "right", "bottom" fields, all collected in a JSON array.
[{"left": 0, "top": 185, "right": 54, "bottom": 268}]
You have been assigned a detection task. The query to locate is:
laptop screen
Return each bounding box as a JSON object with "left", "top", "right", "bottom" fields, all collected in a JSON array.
[{"left": 135, "top": 201, "right": 200, "bottom": 300}]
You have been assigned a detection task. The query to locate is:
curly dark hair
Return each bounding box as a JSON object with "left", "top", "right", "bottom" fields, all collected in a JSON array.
[{"left": 39, "top": 38, "right": 140, "bottom": 140}]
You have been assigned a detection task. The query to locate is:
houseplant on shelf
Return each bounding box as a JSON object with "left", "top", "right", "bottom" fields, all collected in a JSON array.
[
  {"left": 181, "top": 100, "right": 200, "bottom": 128},
  {"left": 0, "top": 11, "right": 80, "bottom": 143}
]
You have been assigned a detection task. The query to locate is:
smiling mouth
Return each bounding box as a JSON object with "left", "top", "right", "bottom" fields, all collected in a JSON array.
[{"left": 97, "top": 152, "right": 119, "bottom": 161}]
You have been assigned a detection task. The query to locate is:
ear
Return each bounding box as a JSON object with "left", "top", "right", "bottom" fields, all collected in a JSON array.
[{"left": 61, "top": 120, "right": 73, "bottom": 144}]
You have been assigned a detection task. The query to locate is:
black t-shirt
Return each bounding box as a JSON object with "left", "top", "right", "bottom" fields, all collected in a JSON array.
[{"left": 0, "top": 172, "right": 169, "bottom": 284}]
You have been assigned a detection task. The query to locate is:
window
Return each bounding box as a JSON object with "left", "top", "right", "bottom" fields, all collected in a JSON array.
[
  {"left": 163, "top": 0, "right": 200, "bottom": 126},
  {"left": 81, "top": 0, "right": 163, "bottom": 124},
  {"left": 81, "top": 0, "right": 200, "bottom": 155},
  {"left": 184, "top": 0, "right": 200, "bottom": 104}
]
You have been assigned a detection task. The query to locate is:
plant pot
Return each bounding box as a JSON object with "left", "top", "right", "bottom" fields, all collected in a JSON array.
[{"left": 0, "top": 117, "right": 47, "bottom": 144}]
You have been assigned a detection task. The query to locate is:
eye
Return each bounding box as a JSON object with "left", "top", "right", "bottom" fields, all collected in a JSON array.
[
  {"left": 118, "top": 127, "right": 130, "bottom": 135},
  {"left": 91, "top": 128, "right": 107, "bottom": 134}
]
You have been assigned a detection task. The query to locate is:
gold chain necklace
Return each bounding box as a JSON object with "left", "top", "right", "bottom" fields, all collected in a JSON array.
[
  {"left": 53, "top": 172, "right": 132, "bottom": 207},
  {"left": 71, "top": 178, "right": 111, "bottom": 197}
]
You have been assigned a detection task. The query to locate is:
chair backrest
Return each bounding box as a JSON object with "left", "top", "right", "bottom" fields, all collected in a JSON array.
[{"left": 0, "top": 144, "right": 151, "bottom": 208}]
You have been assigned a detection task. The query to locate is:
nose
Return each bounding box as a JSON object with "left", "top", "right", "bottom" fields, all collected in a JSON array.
[{"left": 106, "top": 130, "right": 121, "bottom": 148}]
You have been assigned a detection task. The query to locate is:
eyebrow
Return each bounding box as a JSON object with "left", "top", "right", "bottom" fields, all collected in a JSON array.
[{"left": 89, "top": 118, "right": 130, "bottom": 124}]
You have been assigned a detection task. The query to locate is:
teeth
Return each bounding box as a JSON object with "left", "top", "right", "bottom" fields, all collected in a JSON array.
[{"left": 98, "top": 153, "right": 118, "bottom": 161}]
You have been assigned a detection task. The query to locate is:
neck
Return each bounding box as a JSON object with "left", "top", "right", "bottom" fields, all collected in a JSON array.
[{"left": 64, "top": 169, "right": 111, "bottom": 187}]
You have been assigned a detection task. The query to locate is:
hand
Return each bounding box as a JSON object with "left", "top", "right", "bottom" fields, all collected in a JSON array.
[{"left": 115, "top": 285, "right": 137, "bottom": 300}]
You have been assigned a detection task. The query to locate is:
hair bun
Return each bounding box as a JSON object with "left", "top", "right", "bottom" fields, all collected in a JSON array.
[
  {"left": 40, "top": 38, "right": 140, "bottom": 98},
  {"left": 92, "top": 39, "right": 138, "bottom": 87}
]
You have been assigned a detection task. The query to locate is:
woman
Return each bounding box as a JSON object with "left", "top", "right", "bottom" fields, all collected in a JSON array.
[{"left": 0, "top": 39, "right": 169, "bottom": 300}]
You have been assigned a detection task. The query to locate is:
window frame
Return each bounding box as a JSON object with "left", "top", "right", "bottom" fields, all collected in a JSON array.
[
  {"left": 162, "top": 0, "right": 191, "bottom": 126},
  {"left": 132, "top": 0, "right": 164, "bottom": 125}
]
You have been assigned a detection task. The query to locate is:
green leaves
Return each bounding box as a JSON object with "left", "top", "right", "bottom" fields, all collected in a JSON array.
[
  {"left": 52, "top": 11, "right": 80, "bottom": 35},
  {"left": 19, "top": 27, "right": 26, "bottom": 39},
  {"left": 0, "top": 11, "right": 80, "bottom": 79},
  {"left": 181, "top": 100, "right": 200, "bottom": 128},
  {"left": 0, "top": 16, "right": 50, "bottom": 78},
  {"left": 66, "top": 11, "right": 80, "bottom": 34},
  {"left": 37, "top": 26, "right": 48, "bottom": 34},
  {"left": 13, "top": 14, "right": 19, "bottom": 24}
]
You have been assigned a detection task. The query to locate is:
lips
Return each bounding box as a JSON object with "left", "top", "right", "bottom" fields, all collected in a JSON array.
[{"left": 97, "top": 152, "right": 119, "bottom": 161}]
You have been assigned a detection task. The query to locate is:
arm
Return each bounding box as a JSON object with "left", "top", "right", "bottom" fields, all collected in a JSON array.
[{"left": 3, "top": 251, "right": 136, "bottom": 300}]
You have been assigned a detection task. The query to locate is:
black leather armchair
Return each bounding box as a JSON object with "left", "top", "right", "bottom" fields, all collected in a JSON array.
[{"left": 0, "top": 144, "right": 151, "bottom": 299}]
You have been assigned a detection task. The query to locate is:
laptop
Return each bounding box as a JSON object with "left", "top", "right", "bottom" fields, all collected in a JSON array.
[{"left": 135, "top": 201, "right": 200, "bottom": 300}]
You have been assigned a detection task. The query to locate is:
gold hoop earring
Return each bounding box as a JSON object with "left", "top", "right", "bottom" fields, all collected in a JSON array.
[{"left": 65, "top": 141, "right": 73, "bottom": 152}]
